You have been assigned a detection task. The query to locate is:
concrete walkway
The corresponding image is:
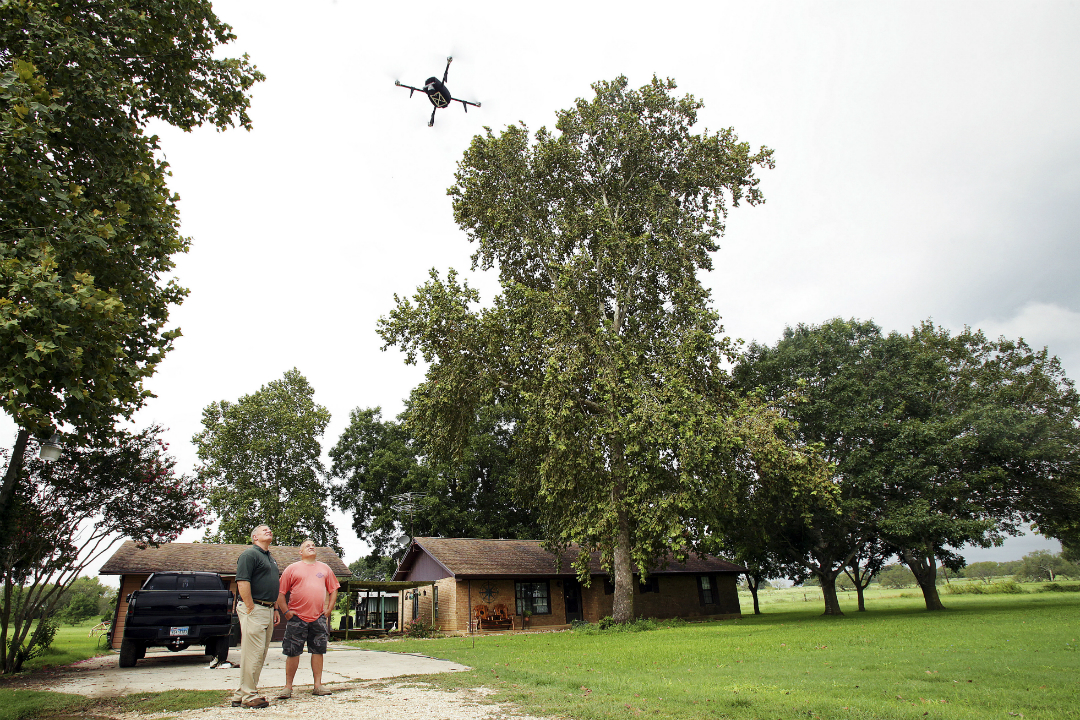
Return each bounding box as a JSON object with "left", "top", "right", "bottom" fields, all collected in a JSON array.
[{"left": 27, "top": 642, "right": 470, "bottom": 698}]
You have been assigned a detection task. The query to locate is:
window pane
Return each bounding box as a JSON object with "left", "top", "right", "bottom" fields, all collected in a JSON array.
[
  {"left": 194, "top": 574, "right": 223, "bottom": 590},
  {"left": 699, "top": 575, "right": 714, "bottom": 605},
  {"left": 515, "top": 581, "right": 551, "bottom": 615},
  {"left": 145, "top": 574, "right": 176, "bottom": 591}
]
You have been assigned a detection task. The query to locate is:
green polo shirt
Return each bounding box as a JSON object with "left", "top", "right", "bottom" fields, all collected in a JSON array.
[{"left": 235, "top": 545, "right": 280, "bottom": 603}]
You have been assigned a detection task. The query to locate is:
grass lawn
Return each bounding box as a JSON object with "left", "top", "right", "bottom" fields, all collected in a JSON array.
[
  {"left": 0, "top": 619, "right": 111, "bottom": 720},
  {"left": 355, "top": 591, "right": 1079, "bottom": 720},
  {"left": 16, "top": 619, "right": 113, "bottom": 674}
]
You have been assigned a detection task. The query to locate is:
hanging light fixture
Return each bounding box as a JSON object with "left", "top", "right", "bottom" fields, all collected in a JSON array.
[{"left": 38, "top": 434, "right": 63, "bottom": 462}]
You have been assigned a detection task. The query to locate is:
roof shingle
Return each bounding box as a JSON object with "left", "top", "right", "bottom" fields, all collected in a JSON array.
[
  {"left": 396, "top": 537, "right": 744, "bottom": 579},
  {"left": 99, "top": 541, "right": 352, "bottom": 578}
]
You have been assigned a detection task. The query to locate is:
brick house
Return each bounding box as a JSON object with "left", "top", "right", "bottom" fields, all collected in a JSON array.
[
  {"left": 99, "top": 541, "right": 351, "bottom": 649},
  {"left": 393, "top": 537, "right": 744, "bottom": 633}
]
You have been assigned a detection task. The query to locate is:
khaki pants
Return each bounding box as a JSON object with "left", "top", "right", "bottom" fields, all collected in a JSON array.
[{"left": 231, "top": 603, "right": 274, "bottom": 704}]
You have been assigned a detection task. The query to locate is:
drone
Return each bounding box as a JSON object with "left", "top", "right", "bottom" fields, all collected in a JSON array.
[{"left": 395, "top": 56, "right": 481, "bottom": 127}]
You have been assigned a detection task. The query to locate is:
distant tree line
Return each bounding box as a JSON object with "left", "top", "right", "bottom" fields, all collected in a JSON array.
[{"left": 792, "top": 550, "right": 1077, "bottom": 591}]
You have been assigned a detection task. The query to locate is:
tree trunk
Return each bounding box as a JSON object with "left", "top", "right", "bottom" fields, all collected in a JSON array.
[
  {"left": 900, "top": 546, "right": 945, "bottom": 611},
  {"left": 817, "top": 569, "right": 845, "bottom": 616},
  {"left": 844, "top": 567, "right": 867, "bottom": 612},
  {"left": 746, "top": 575, "right": 762, "bottom": 615},
  {"left": 0, "top": 429, "right": 30, "bottom": 530},
  {"left": 611, "top": 506, "right": 634, "bottom": 623},
  {"left": 1, "top": 575, "right": 12, "bottom": 672}
]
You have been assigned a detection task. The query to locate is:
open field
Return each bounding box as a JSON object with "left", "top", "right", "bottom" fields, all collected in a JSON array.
[{"left": 353, "top": 591, "right": 1080, "bottom": 720}]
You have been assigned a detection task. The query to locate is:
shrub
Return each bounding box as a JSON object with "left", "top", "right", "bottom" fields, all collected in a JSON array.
[
  {"left": 404, "top": 619, "right": 438, "bottom": 638},
  {"left": 1039, "top": 583, "right": 1080, "bottom": 593},
  {"left": 945, "top": 580, "right": 1026, "bottom": 595}
]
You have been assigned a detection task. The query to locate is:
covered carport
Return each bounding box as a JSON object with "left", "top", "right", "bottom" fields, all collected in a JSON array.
[{"left": 332, "top": 579, "right": 436, "bottom": 640}]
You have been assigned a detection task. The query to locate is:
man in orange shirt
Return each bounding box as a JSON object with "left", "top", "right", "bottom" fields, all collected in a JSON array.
[{"left": 275, "top": 539, "right": 340, "bottom": 698}]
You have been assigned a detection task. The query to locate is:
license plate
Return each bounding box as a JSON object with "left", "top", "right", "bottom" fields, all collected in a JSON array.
[{"left": 170, "top": 626, "right": 189, "bottom": 636}]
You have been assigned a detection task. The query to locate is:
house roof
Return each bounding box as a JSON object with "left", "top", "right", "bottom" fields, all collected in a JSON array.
[
  {"left": 99, "top": 541, "right": 352, "bottom": 579},
  {"left": 394, "top": 537, "right": 745, "bottom": 580}
]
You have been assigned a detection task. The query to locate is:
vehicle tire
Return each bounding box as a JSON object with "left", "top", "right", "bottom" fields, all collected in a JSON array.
[
  {"left": 136, "top": 644, "right": 147, "bottom": 659},
  {"left": 119, "top": 638, "right": 140, "bottom": 668},
  {"left": 214, "top": 635, "right": 230, "bottom": 664}
]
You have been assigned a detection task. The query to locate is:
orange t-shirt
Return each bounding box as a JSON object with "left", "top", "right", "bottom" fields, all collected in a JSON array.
[{"left": 279, "top": 561, "right": 340, "bottom": 623}]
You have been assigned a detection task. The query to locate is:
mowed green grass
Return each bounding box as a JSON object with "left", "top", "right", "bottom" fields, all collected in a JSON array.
[
  {"left": 17, "top": 619, "right": 112, "bottom": 673},
  {"left": 358, "top": 593, "right": 1079, "bottom": 720},
  {"left": 0, "top": 619, "right": 226, "bottom": 720},
  {"left": 0, "top": 620, "right": 110, "bottom": 720}
]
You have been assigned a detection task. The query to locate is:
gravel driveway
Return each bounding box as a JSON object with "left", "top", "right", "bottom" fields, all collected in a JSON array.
[
  {"left": 22, "top": 643, "right": 556, "bottom": 720},
  {"left": 112, "top": 681, "right": 555, "bottom": 720}
]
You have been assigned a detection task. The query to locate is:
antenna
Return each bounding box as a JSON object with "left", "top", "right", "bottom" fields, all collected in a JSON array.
[{"left": 391, "top": 491, "right": 427, "bottom": 540}]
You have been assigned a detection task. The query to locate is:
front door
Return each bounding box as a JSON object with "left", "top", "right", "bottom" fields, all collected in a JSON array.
[{"left": 563, "top": 579, "right": 583, "bottom": 623}]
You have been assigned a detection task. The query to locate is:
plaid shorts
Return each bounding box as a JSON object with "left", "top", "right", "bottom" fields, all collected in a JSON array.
[{"left": 281, "top": 615, "right": 329, "bottom": 656}]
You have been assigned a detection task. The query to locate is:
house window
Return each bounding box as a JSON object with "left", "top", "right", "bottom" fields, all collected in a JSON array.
[
  {"left": 638, "top": 576, "right": 659, "bottom": 594},
  {"left": 515, "top": 581, "right": 551, "bottom": 615},
  {"left": 603, "top": 577, "right": 615, "bottom": 595},
  {"left": 433, "top": 586, "right": 439, "bottom": 619},
  {"left": 698, "top": 575, "right": 717, "bottom": 605}
]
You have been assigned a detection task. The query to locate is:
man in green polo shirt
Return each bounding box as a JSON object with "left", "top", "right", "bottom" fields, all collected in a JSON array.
[{"left": 230, "top": 524, "right": 280, "bottom": 709}]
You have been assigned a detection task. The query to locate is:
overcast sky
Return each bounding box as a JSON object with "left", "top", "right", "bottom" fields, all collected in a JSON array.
[{"left": 6, "top": 0, "right": 1078, "bottom": 568}]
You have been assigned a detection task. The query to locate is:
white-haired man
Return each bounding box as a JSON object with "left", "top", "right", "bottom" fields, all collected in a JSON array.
[{"left": 230, "top": 525, "right": 280, "bottom": 709}]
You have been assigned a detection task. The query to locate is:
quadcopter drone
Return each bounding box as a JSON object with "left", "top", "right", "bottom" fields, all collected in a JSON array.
[{"left": 395, "top": 56, "right": 481, "bottom": 127}]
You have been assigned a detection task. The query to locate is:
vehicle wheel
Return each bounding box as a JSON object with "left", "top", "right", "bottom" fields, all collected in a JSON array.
[
  {"left": 136, "top": 644, "right": 147, "bottom": 659},
  {"left": 214, "top": 635, "right": 230, "bottom": 664},
  {"left": 119, "top": 638, "right": 140, "bottom": 668}
]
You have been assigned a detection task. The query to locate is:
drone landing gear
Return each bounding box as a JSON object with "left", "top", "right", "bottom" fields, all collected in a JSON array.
[{"left": 429, "top": 107, "right": 436, "bottom": 127}]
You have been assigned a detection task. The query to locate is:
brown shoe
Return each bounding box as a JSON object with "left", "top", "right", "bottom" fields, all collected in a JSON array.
[{"left": 241, "top": 697, "right": 270, "bottom": 708}]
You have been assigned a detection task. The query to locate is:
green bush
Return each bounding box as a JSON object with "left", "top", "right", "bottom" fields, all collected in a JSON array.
[
  {"left": 1039, "top": 583, "right": 1080, "bottom": 593},
  {"left": 945, "top": 580, "right": 1026, "bottom": 595}
]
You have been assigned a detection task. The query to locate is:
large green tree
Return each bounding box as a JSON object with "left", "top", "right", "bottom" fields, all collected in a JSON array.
[
  {"left": 738, "top": 319, "right": 1080, "bottom": 612},
  {"left": 330, "top": 400, "right": 538, "bottom": 557},
  {"left": 380, "top": 76, "right": 788, "bottom": 622},
  {"left": 872, "top": 324, "right": 1080, "bottom": 610},
  {"left": 735, "top": 319, "right": 888, "bottom": 615},
  {"left": 193, "top": 369, "right": 340, "bottom": 553},
  {"left": 0, "top": 0, "right": 263, "bottom": 522}
]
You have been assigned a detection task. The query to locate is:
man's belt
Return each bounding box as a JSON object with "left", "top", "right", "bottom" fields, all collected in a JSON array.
[{"left": 253, "top": 599, "right": 276, "bottom": 607}]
